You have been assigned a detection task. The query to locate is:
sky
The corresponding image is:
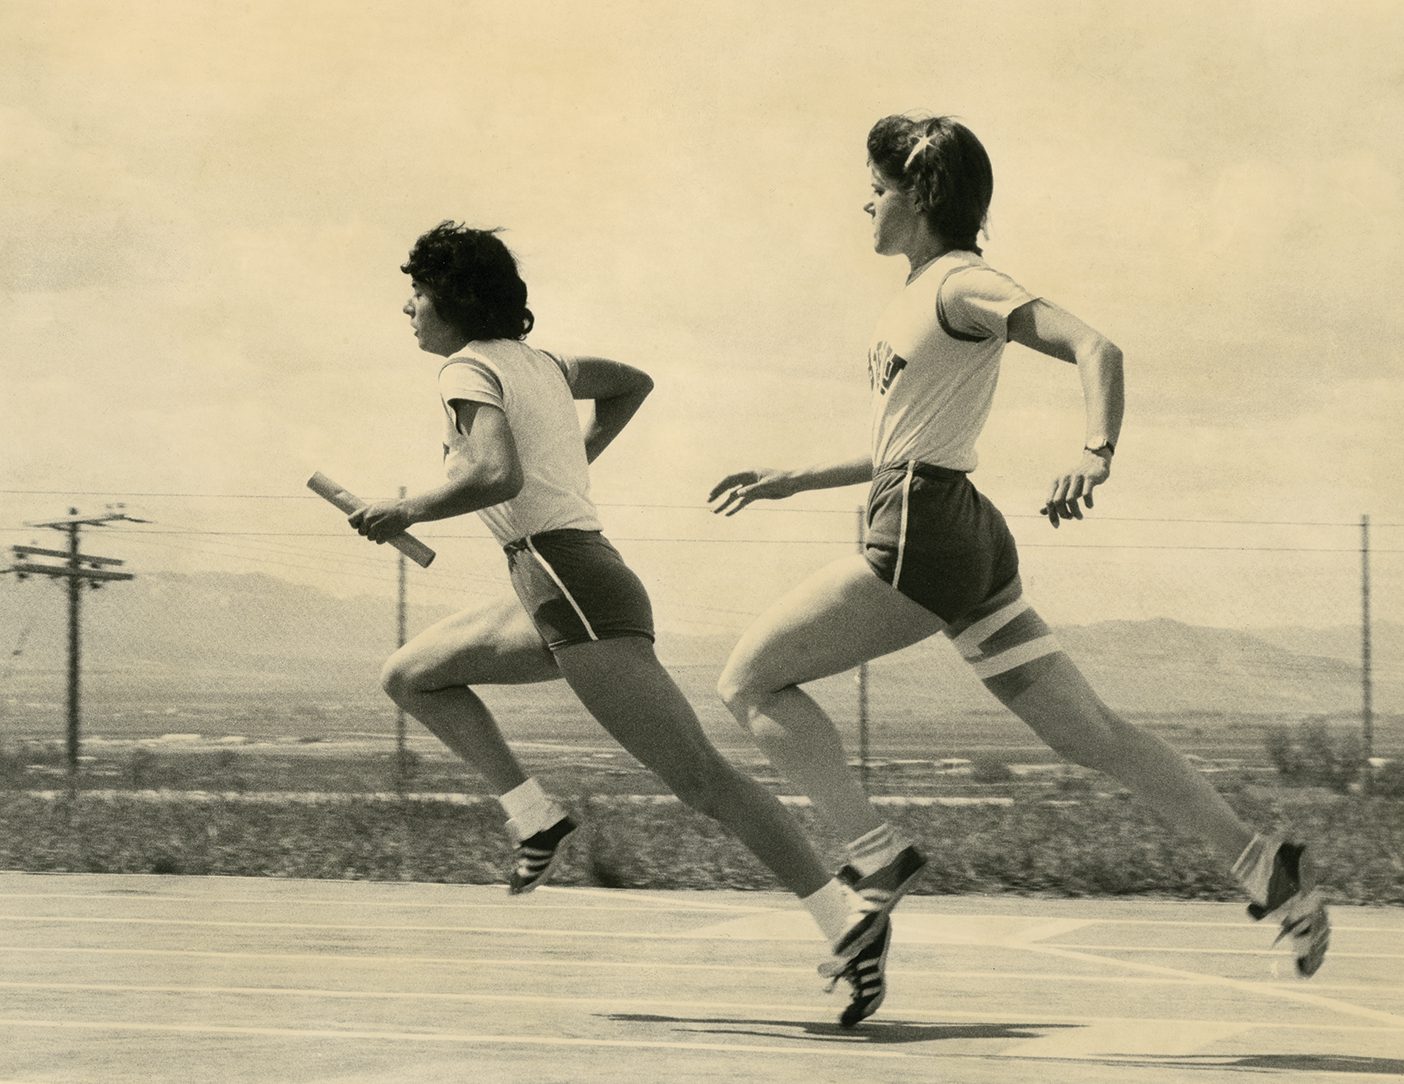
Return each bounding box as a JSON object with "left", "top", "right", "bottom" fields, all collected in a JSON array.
[{"left": 2, "top": 0, "right": 1402, "bottom": 636}]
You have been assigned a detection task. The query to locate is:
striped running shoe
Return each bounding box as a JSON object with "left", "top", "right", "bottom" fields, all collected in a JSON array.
[
  {"left": 820, "top": 915, "right": 892, "bottom": 1027},
  {"left": 507, "top": 814, "right": 578, "bottom": 895},
  {"left": 837, "top": 844, "right": 927, "bottom": 916},
  {"left": 1238, "top": 837, "right": 1330, "bottom": 978}
]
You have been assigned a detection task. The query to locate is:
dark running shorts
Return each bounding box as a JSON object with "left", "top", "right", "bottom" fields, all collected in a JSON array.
[
  {"left": 863, "top": 461, "right": 1020, "bottom": 624},
  {"left": 504, "top": 529, "right": 655, "bottom": 650}
]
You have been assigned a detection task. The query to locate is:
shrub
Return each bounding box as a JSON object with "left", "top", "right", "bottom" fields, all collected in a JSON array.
[
  {"left": 970, "top": 755, "right": 1014, "bottom": 784},
  {"left": 0, "top": 745, "right": 24, "bottom": 790},
  {"left": 128, "top": 749, "right": 160, "bottom": 788},
  {"left": 1264, "top": 721, "right": 1363, "bottom": 793},
  {"left": 1369, "top": 760, "right": 1404, "bottom": 799}
]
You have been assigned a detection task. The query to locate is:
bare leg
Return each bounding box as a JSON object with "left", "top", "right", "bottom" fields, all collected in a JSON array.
[
  {"left": 553, "top": 635, "right": 837, "bottom": 898},
  {"left": 987, "top": 646, "right": 1253, "bottom": 862},
  {"left": 717, "top": 555, "right": 945, "bottom": 841},
  {"left": 381, "top": 595, "right": 559, "bottom": 792}
]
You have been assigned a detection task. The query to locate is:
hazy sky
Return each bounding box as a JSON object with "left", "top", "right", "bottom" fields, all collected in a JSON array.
[{"left": 3, "top": 0, "right": 1401, "bottom": 634}]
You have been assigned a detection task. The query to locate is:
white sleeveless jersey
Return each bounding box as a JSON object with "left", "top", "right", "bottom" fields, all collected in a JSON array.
[
  {"left": 437, "top": 339, "right": 602, "bottom": 545},
  {"left": 868, "top": 251, "right": 1035, "bottom": 472}
]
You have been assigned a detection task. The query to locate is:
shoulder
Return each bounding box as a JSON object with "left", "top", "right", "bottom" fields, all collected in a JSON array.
[
  {"left": 939, "top": 254, "right": 1028, "bottom": 300},
  {"left": 438, "top": 347, "right": 505, "bottom": 397}
]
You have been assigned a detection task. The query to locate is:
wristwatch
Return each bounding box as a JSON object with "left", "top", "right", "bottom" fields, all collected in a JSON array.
[{"left": 1084, "top": 441, "right": 1115, "bottom": 460}]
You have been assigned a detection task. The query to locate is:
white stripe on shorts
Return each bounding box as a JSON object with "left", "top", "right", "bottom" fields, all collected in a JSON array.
[
  {"left": 950, "top": 596, "right": 1031, "bottom": 659},
  {"left": 524, "top": 537, "right": 599, "bottom": 642},
  {"left": 890, "top": 462, "right": 915, "bottom": 590},
  {"left": 970, "top": 635, "right": 1060, "bottom": 679}
]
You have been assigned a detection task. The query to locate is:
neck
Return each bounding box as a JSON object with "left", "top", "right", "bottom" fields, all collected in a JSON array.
[
  {"left": 905, "top": 229, "right": 951, "bottom": 279},
  {"left": 906, "top": 245, "right": 949, "bottom": 281}
]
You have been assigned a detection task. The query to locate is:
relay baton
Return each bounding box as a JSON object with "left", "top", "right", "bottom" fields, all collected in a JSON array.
[{"left": 306, "top": 471, "right": 436, "bottom": 568}]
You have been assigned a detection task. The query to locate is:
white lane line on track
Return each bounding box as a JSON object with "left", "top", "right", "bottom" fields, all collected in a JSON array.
[
  {"left": 540, "top": 886, "right": 781, "bottom": 914},
  {"left": 0, "top": 889, "right": 1398, "bottom": 934},
  {"left": 0, "top": 1017, "right": 924, "bottom": 1060},
  {"left": 0, "top": 944, "right": 1394, "bottom": 993},
  {"left": 0, "top": 946, "right": 1394, "bottom": 996},
  {"left": 0, "top": 988, "right": 1397, "bottom": 1035},
  {"left": 1000, "top": 1019, "right": 1254, "bottom": 1060},
  {"left": 0, "top": 891, "right": 783, "bottom": 917},
  {"left": 2, "top": 915, "right": 1400, "bottom": 961},
  {"left": 0, "top": 915, "right": 784, "bottom": 940},
  {"left": 1051, "top": 943, "right": 1403, "bottom": 961},
  {"left": 1020, "top": 942, "right": 1404, "bottom": 1028}
]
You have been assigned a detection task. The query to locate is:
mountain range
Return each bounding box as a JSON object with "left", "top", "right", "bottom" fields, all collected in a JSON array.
[{"left": 1, "top": 570, "right": 1397, "bottom": 723}]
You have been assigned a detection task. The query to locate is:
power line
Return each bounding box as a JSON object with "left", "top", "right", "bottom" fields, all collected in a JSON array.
[
  {"left": 9, "top": 526, "right": 1400, "bottom": 554},
  {"left": 3, "top": 489, "right": 1400, "bottom": 528}
]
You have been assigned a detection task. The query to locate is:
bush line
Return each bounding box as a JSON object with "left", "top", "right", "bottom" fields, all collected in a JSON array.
[{"left": 0, "top": 790, "right": 1399, "bottom": 905}]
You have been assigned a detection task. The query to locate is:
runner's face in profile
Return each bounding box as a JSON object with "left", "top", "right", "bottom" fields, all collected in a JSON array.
[
  {"left": 864, "top": 165, "right": 920, "bottom": 257},
  {"left": 403, "top": 281, "right": 463, "bottom": 356}
]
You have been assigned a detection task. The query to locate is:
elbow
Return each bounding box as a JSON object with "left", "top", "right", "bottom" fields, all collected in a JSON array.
[
  {"left": 485, "top": 459, "right": 524, "bottom": 504},
  {"left": 1098, "top": 338, "right": 1124, "bottom": 373},
  {"left": 1078, "top": 336, "right": 1123, "bottom": 378}
]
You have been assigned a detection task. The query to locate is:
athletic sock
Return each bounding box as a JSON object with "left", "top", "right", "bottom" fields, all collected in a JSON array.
[
  {"left": 845, "top": 823, "right": 908, "bottom": 878},
  {"left": 497, "top": 778, "right": 564, "bottom": 838},
  {"left": 1232, "top": 833, "right": 1278, "bottom": 906},
  {"left": 803, "top": 878, "right": 870, "bottom": 947}
]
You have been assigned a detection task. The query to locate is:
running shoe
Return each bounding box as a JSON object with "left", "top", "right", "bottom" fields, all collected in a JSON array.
[
  {"left": 837, "top": 844, "right": 927, "bottom": 915},
  {"left": 507, "top": 814, "right": 578, "bottom": 895},
  {"left": 820, "top": 914, "right": 892, "bottom": 1028},
  {"left": 831, "top": 905, "right": 885, "bottom": 962},
  {"left": 1242, "top": 838, "right": 1331, "bottom": 978}
]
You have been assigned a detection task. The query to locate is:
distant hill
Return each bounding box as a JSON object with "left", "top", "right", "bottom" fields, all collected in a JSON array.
[{"left": 1, "top": 571, "right": 1396, "bottom": 725}]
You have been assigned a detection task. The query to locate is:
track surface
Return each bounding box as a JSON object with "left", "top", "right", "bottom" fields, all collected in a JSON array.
[{"left": 0, "top": 872, "right": 1400, "bottom": 1083}]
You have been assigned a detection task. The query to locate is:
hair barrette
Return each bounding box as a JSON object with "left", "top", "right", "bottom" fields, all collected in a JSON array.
[{"left": 903, "top": 133, "right": 935, "bottom": 172}]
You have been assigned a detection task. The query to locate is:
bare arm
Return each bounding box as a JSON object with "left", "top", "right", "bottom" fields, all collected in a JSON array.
[
  {"left": 565, "top": 356, "right": 654, "bottom": 463},
  {"left": 708, "top": 456, "right": 873, "bottom": 516},
  {"left": 348, "top": 401, "right": 523, "bottom": 543},
  {"left": 1007, "top": 298, "right": 1125, "bottom": 528}
]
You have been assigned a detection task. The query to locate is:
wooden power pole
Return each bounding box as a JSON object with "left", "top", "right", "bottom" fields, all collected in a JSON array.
[{"left": 4, "top": 507, "right": 140, "bottom": 776}]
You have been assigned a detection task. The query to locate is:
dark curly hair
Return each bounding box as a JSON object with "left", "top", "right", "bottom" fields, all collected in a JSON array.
[
  {"left": 867, "top": 114, "right": 993, "bottom": 254},
  {"left": 400, "top": 222, "right": 535, "bottom": 341}
]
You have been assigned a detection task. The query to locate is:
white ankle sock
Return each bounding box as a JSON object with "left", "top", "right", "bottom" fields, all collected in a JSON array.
[
  {"left": 845, "top": 823, "right": 907, "bottom": 878},
  {"left": 497, "top": 778, "right": 561, "bottom": 837},
  {"left": 1232, "top": 833, "right": 1278, "bottom": 905},
  {"left": 802, "top": 878, "right": 868, "bottom": 946}
]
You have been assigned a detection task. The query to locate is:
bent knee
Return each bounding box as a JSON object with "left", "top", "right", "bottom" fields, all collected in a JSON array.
[
  {"left": 716, "top": 659, "right": 778, "bottom": 726},
  {"left": 380, "top": 648, "right": 445, "bottom": 703},
  {"left": 378, "top": 651, "right": 412, "bottom": 701}
]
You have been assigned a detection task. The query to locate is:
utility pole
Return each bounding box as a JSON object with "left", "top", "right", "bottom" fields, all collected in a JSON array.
[
  {"left": 395, "top": 485, "right": 410, "bottom": 793},
  {"left": 855, "top": 505, "right": 870, "bottom": 792},
  {"left": 4, "top": 506, "right": 141, "bottom": 777},
  {"left": 1361, "top": 514, "right": 1373, "bottom": 792}
]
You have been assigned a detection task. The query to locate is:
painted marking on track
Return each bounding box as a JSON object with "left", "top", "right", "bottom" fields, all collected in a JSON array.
[
  {"left": 1002, "top": 1019, "right": 1253, "bottom": 1059},
  {"left": 1050, "top": 943, "right": 1402, "bottom": 961},
  {"left": 0, "top": 915, "right": 737, "bottom": 941},
  {"left": 1020, "top": 942, "right": 1404, "bottom": 1028},
  {"left": 0, "top": 1017, "right": 926, "bottom": 1061},
  {"left": 541, "top": 886, "right": 782, "bottom": 915},
  {"left": 0, "top": 891, "right": 775, "bottom": 917},
  {"left": 0, "top": 946, "right": 1394, "bottom": 997},
  {"left": 0, "top": 989, "right": 1396, "bottom": 1036},
  {"left": 0, "top": 887, "right": 1399, "bottom": 934},
  {"left": 709, "top": 913, "right": 1095, "bottom": 948},
  {"left": 4, "top": 913, "right": 1400, "bottom": 963}
]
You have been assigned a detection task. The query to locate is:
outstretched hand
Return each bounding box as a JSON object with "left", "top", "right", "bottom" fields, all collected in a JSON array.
[
  {"left": 708, "top": 469, "right": 799, "bottom": 516},
  {"left": 1040, "top": 454, "right": 1110, "bottom": 528}
]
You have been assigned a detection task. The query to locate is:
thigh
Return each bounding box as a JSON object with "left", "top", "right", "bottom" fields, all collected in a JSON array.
[
  {"left": 393, "top": 593, "right": 560, "bottom": 687},
  {"left": 726, "top": 553, "right": 947, "bottom": 690},
  {"left": 552, "top": 635, "right": 723, "bottom": 770}
]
